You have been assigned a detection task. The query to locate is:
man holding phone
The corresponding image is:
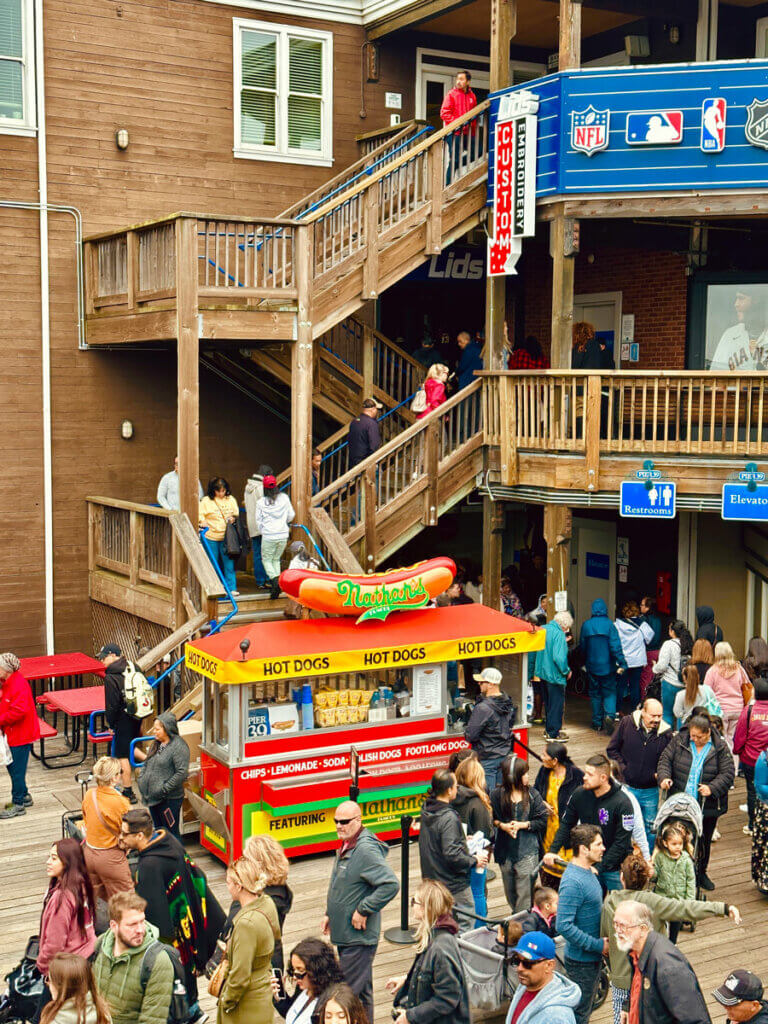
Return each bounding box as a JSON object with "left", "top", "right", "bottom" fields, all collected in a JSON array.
[{"left": 321, "top": 800, "right": 399, "bottom": 1023}]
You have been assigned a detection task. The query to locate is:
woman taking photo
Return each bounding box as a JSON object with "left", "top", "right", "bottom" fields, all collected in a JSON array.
[
  {"left": 244, "top": 834, "right": 293, "bottom": 970},
  {"left": 532, "top": 741, "right": 583, "bottom": 890},
  {"left": 452, "top": 756, "right": 493, "bottom": 918},
  {"left": 135, "top": 712, "right": 190, "bottom": 840},
  {"left": 0, "top": 651, "right": 40, "bottom": 818},
  {"left": 386, "top": 879, "right": 470, "bottom": 1024},
  {"left": 704, "top": 642, "right": 749, "bottom": 773},
  {"left": 490, "top": 755, "right": 548, "bottom": 913},
  {"left": 199, "top": 477, "right": 240, "bottom": 595},
  {"left": 80, "top": 756, "right": 133, "bottom": 902},
  {"left": 255, "top": 475, "right": 295, "bottom": 599},
  {"left": 416, "top": 364, "right": 449, "bottom": 419},
  {"left": 271, "top": 938, "right": 344, "bottom": 1024},
  {"left": 657, "top": 712, "right": 734, "bottom": 891},
  {"left": 316, "top": 984, "right": 369, "bottom": 1024},
  {"left": 652, "top": 619, "right": 693, "bottom": 726},
  {"left": 37, "top": 840, "right": 96, "bottom": 1012},
  {"left": 217, "top": 856, "right": 280, "bottom": 1024},
  {"left": 40, "top": 954, "right": 110, "bottom": 1024}
]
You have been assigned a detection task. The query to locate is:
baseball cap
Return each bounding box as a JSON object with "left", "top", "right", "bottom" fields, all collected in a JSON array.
[
  {"left": 96, "top": 643, "right": 121, "bottom": 659},
  {"left": 473, "top": 667, "right": 502, "bottom": 686},
  {"left": 713, "top": 971, "right": 764, "bottom": 1006},
  {"left": 511, "top": 932, "right": 556, "bottom": 962},
  {"left": 362, "top": 397, "right": 383, "bottom": 410},
  {"left": 263, "top": 474, "right": 277, "bottom": 488}
]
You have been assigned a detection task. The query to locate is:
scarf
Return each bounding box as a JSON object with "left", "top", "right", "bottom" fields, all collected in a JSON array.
[{"left": 685, "top": 740, "right": 712, "bottom": 799}]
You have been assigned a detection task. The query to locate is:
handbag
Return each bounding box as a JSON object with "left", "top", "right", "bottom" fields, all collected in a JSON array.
[
  {"left": 740, "top": 666, "right": 755, "bottom": 706},
  {"left": 207, "top": 941, "right": 229, "bottom": 998},
  {"left": 0, "top": 731, "right": 12, "bottom": 768},
  {"left": 224, "top": 521, "right": 242, "bottom": 559}
]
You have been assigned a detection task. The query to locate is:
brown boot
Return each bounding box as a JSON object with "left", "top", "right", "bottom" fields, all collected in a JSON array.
[{"left": 532, "top": 693, "right": 544, "bottom": 723}]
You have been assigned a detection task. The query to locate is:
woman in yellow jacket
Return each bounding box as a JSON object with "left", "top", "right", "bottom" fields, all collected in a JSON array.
[
  {"left": 217, "top": 856, "right": 280, "bottom": 1024},
  {"left": 199, "top": 477, "right": 240, "bottom": 595}
]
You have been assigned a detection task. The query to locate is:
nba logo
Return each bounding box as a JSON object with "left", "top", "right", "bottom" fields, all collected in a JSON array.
[{"left": 701, "top": 98, "right": 726, "bottom": 152}]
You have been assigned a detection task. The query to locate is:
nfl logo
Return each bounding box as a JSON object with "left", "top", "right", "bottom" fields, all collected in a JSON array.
[
  {"left": 571, "top": 105, "right": 610, "bottom": 156},
  {"left": 745, "top": 98, "right": 768, "bottom": 150}
]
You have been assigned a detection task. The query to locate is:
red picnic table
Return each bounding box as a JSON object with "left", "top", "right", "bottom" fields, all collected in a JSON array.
[
  {"left": 21, "top": 652, "right": 105, "bottom": 701},
  {"left": 34, "top": 685, "right": 108, "bottom": 769}
]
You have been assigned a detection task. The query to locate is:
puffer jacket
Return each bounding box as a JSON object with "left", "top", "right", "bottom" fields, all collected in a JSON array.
[
  {"left": 255, "top": 492, "right": 295, "bottom": 541},
  {"left": 579, "top": 600, "right": 627, "bottom": 677},
  {"left": 394, "top": 919, "right": 470, "bottom": 1024},
  {"left": 657, "top": 725, "right": 734, "bottom": 817},
  {"left": 418, "top": 799, "right": 474, "bottom": 895},
  {"left": 48, "top": 994, "right": 101, "bottom": 1024},
  {"left": 652, "top": 849, "right": 696, "bottom": 900},
  {"left": 136, "top": 712, "right": 190, "bottom": 805},
  {"left": 93, "top": 921, "right": 175, "bottom": 1024}
]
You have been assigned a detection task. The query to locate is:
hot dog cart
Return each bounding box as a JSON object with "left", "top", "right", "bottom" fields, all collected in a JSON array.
[{"left": 186, "top": 603, "right": 543, "bottom": 862}]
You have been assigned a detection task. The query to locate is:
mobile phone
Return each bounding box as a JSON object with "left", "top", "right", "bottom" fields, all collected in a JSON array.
[
  {"left": 164, "top": 807, "right": 175, "bottom": 828},
  {"left": 271, "top": 968, "right": 286, "bottom": 1000}
]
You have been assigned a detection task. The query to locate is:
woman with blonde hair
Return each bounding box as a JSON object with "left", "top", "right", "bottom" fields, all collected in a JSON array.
[
  {"left": 243, "top": 834, "right": 293, "bottom": 970},
  {"left": 216, "top": 856, "right": 280, "bottom": 1024},
  {"left": 704, "top": 641, "right": 750, "bottom": 771},
  {"left": 40, "top": 954, "right": 110, "bottom": 1024},
  {"left": 416, "top": 363, "right": 449, "bottom": 419},
  {"left": 385, "top": 880, "right": 470, "bottom": 1024},
  {"left": 452, "top": 757, "right": 492, "bottom": 917},
  {"left": 80, "top": 756, "right": 133, "bottom": 902}
]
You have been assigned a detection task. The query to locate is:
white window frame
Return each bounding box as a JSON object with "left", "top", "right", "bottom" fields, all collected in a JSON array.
[
  {"left": 757, "top": 17, "right": 768, "bottom": 58},
  {"left": 0, "top": 0, "right": 36, "bottom": 137},
  {"left": 233, "top": 18, "right": 333, "bottom": 167},
  {"left": 415, "top": 47, "right": 544, "bottom": 120}
]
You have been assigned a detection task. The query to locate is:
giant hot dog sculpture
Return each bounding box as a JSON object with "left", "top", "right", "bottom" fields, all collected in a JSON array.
[{"left": 279, "top": 556, "right": 456, "bottom": 622}]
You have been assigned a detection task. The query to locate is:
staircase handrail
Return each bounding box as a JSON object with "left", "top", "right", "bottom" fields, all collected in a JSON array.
[
  {"left": 302, "top": 100, "right": 490, "bottom": 226},
  {"left": 311, "top": 378, "right": 483, "bottom": 505},
  {"left": 350, "top": 316, "right": 427, "bottom": 381}
]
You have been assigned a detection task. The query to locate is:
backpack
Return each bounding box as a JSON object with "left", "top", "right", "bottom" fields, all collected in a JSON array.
[
  {"left": 140, "top": 941, "right": 191, "bottom": 1024},
  {"left": 410, "top": 386, "right": 427, "bottom": 413},
  {"left": 123, "top": 661, "right": 156, "bottom": 720}
]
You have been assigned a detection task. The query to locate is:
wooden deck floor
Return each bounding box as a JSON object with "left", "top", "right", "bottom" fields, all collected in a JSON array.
[{"left": 1, "top": 698, "right": 763, "bottom": 1024}]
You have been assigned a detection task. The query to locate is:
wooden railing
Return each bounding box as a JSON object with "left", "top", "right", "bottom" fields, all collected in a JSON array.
[
  {"left": 310, "top": 381, "right": 484, "bottom": 568},
  {"left": 318, "top": 316, "right": 425, "bottom": 405},
  {"left": 196, "top": 217, "right": 297, "bottom": 299},
  {"left": 356, "top": 119, "right": 428, "bottom": 157},
  {"left": 89, "top": 498, "right": 174, "bottom": 588}
]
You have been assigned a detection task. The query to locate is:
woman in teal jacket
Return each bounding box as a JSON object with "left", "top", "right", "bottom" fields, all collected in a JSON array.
[{"left": 534, "top": 612, "right": 572, "bottom": 741}]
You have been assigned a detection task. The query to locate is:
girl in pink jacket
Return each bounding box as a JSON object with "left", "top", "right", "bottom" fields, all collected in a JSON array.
[
  {"left": 37, "top": 839, "right": 96, "bottom": 981},
  {"left": 417, "top": 364, "right": 449, "bottom": 419}
]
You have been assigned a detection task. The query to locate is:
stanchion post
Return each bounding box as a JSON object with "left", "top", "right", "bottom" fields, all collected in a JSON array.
[{"left": 384, "top": 814, "right": 417, "bottom": 945}]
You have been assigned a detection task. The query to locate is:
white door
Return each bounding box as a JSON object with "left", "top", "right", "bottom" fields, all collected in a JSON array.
[
  {"left": 575, "top": 291, "right": 623, "bottom": 367},
  {"left": 572, "top": 518, "right": 617, "bottom": 639}
]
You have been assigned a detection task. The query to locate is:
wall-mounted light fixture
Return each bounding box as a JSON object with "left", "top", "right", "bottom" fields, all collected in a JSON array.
[
  {"left": 115, "top": 128, "right": 129, "bottom": 150},
  {"left": 669, "top": 25, "right": 680, "bottom": 45},
  {"left": 121, "top": 419, "right": 134, "bottom": 439}
]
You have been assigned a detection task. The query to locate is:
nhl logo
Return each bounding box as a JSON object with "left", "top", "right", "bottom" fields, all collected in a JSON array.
[
  {"left": 745, "top": 98, "right": 768, "bottom": 150},
  {"left": 571, "top": 105, "right": 610, "bottom": 156}
]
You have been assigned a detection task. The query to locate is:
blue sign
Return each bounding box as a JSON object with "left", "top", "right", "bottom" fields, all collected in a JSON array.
[
  {"left": 722, "top": 484, "right": 768, "bottom": 521},
  {"left": 635, "top": 469, "right": 661, "bottom": 481},
  {"left": 620, "top": 481, "right": 677, "bottom": 519},
  {"left": 738, "top": 470, "right": 766, "bottom": 483},
  {"left": 585, "top": 552, "right": 610, "bottom": 580},
  {"left": 488, "top": 60, "right": 768, "bottom": 204}
]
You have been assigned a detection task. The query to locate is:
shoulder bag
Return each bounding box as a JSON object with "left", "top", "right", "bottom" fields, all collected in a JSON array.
[{"left": 740, "top": 666, "right": 755, "bottom": 706}]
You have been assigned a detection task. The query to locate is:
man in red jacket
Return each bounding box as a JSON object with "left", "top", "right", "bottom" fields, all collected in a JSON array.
[
  {"left": 440, "top": 70, "right": 478, "bottom": 184},
  {"left": 0, "top": 652, "right": 40, "bottom": 818}
]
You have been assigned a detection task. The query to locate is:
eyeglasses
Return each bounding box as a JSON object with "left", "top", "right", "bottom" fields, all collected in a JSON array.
[
  {"left": 613, "top": 923, "right": 641, "bottom": 935},
  {"left": 288, "top": 969, "right": 307, "bottom": 980},
  {"left": 334, "top": 817, "right": 359, "bottom": 826},
  {"left": 511, "top": 956, "right": 546, "bottom": 967}
]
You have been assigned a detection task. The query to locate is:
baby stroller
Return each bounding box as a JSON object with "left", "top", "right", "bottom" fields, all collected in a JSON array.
[
  {"left": 654, "top": 791, "right": 704, "bottom": 900},
  {"left": 0, "top": 938, "right": 44, "bottom": 1024}
]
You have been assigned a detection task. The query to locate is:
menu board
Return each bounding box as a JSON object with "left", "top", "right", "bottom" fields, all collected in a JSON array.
[{"left": 412, "top": 663, "right": 444, "bottom": 717}]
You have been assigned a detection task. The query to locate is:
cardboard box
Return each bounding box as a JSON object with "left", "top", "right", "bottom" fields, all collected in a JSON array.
[{"left": 177, "top": 718, "right": 202, "bottom": 764}]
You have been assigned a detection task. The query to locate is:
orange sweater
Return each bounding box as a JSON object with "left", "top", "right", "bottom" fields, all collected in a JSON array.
[{"left": 81, "top": 786, "right": 130, "bottom": 849}]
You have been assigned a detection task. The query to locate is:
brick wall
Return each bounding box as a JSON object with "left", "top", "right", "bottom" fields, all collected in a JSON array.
[{"left": 522, "top": 245, "right": 689, "bottom": 370}]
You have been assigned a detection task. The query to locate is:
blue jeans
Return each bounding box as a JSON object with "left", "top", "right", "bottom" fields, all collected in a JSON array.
[
  {"left": 622, "top": 666, "right": 643, "bottom": 709},
  {"left": 545, "top": 682, "right": 565, "bottom": 737},
  {"left": 251, "top": 536, "right": 267, "bottom": 586},
  {"left": 588, "top": 673, "right": 616, "bottom": 729},
  {"left": 626, "top": 785, "right": 659, "bottom": 848},
  {"left": 470, "top": 867, "right": 487, "bottom": 919},
  {"left": 207, "top": 538, "right": 237, "bottom": 591},
  {"left": 599, "top": 868, "right": 622, "bottom": 892},
  {"left": 661, "top": 679, "right": 680, "bottom": 727},
  {"left": 7, "top": 743, "right": 31, "bottom": 806},
  {"left": 479, "top": 756, "right": 504, "bottom": 792},
  {"left": 564, "top": 956, "right": 602, "bottom": 1024}
]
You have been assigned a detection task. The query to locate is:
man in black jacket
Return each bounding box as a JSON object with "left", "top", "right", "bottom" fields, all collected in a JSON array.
[
  {"left": 606, "top": 698, "right": 671, "bottom": 849},
  {"left": 543, "top": 754, "right": 633, "bottom": 891},
  {"left": 615, "top": 900, "right": 711, "bottom": 1024},
  {"left": 712, "top": 970, "right": 768, "bottom": 1024},
  {"left": 348, "top": 398, "right": 383, "bottom": 469},
  {"left": 464, "top": 667, "right": 516, "bottom": 789},
  {"left": 418, "top": 769, "right": 488, "bottom": 932},
  {"left": 98, "top": 643, "right": 141, "bottom": 803}
]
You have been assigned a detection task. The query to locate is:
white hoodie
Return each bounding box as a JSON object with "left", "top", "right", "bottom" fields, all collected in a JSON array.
[
  {"left": 244, "top": 475, "right": 265, "bottom": 537},
  {"left": 256, "top": 492, "right": 295, "bottom": 541}
]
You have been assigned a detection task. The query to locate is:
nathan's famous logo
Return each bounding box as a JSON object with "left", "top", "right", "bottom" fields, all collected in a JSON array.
[{"left": 337, "top": 577, "right": 429, "bottom": 622}]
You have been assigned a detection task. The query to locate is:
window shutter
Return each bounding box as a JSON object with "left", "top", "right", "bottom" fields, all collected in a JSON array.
[
  {"left": 0, "top": 0, "right": 24, "bottom": 121},
  {"left": 241, "top": 30, "right": 277, "bottom": 147},
  {"left": 287, "top": 37, "right": 323, "bottom": 152},
  {"left": 0, "top": 0, "right": 23, "bottom": 56}
]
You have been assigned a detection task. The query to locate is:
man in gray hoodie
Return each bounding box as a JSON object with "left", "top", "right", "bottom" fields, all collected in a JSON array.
[{"left": 321, "top": 800, "right": 399, "bottom": 1023}]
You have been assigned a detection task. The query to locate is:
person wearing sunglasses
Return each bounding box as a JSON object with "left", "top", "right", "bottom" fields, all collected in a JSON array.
[
  {"left": 321, "top": 801, "right": 399, "bottom": 1024},
  {"left": 504, "top": 932, "right": 580, "bottom": 1024},
  {"left": 271, "top": 939, "right": 344, "bottom": 1024}
]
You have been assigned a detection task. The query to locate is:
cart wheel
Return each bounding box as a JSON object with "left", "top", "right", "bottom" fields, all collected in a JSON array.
[{"left": 593, "top": 964, "right": 610, "bottom": 1010}]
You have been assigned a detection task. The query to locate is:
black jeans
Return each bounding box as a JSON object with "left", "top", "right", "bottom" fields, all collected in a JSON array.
[
  {"left": 742, "top": 760, "right": 756, "bottom": 828},
  {"left": 697, "top": 815, "right": 718, "bottom": 880},
  {"left": 150, "top": 797, "right": 184, "bottom": 841},
  {"left": 337, "top": 944, "right": 376, "bottom": 1024}
]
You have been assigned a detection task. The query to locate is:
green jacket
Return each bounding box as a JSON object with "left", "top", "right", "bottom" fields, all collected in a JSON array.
[
  {"left": 218, "top": 896, "right": 279, "bottom": 1024},
  {"left": 326, "top": 828, "right": 399, "bottom": 947},
  {"left": 534, "top": 621, "right": 570, "bottom": 686},
  {"left": 601, "top": 889, "right": 728, "bottom": 990},
  {"left": 93, "top": 921, "right": 174, "bottom": 1024},
  {"left": 652, "top": 849, "right": 696, "bottom": 901}
]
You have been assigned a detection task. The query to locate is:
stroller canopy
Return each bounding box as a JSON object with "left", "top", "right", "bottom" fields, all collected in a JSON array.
[{"left": 654, "top": 791, "right": 703, "bottom": 839}]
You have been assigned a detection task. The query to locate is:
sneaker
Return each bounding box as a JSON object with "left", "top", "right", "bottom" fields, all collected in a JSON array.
[
  {"left": 743, "top": 824, "right": 753, "bottom": 836},
  {"left": 699, "top": 874, "right": 715, "bottom": 891},
  {"left": 543, "top": 733, "right": 558, "bottom": 741},
  {"left": 22, "top": 795, "right": 33, "bottom": 807},
  {"left": 557, "top": 731, "right": 570, "bottom": 740},
  {"left": 712, "top": 828, "right": 721, "bottom": 841},
  {"left": 0, "top": 804, "right": 26, "bottom": 819},
  {"left": 740, "top": 803, "right": 749, "bottom": 813}
]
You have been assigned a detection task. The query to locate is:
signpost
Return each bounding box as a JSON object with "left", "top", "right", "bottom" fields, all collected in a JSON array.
[
  {"left": 488, "top": 91, "right": 539, "bottom": 277},
  {"left": 620, "top": 481, "right": 677, "bottom": 519}
]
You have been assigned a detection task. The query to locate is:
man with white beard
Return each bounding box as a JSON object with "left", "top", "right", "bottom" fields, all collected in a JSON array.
[{"left": 613, "top": 901, "right": 711, "bottom": 1024}]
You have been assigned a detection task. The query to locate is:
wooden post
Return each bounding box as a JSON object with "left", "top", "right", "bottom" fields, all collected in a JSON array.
[
  {"left": 559, "top": 0, "right": 581, "bottom": 70},
  {"left": 424, "top": 419, "right": 440, "bottom": 526},
  {"left": 129, "top": 510, "right": 141, "bottom": 586},
  {"left": 362, "top": 323, "right": 375, "bottom": 399},
  {"left": 126, "top": 230, "right": 138, "bottom": 311},
  {"left": 363, "top": 467, "right": 378, "bottom": 570},
  {"left": 543, "top": 503, "right": 572, "bottom": 616},
  {"left": 292, "top": 223, "right": 315, "bottom": 529},
  {"left": 498, "top": 376, "right": 518, "bottom": 485},
  {"left": 550, "top": 214, "right": 575, "bottom": 369},
  {"left": 362, "top": 189, "right": 379, "bottom": 299},
  {"left": 482, "top": 496, "right": 503, "bottom": 610},
  {"left": 426, "top": 144, "right": 443, "bottom": 254},
  {"left": 584, "top": 374, "right": 601, "bottom": 492}
]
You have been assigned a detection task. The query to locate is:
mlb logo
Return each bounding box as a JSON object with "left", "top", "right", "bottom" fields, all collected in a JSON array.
[
  {"left": 701, "top": 98, "right": 726, "bottom": 152},
  {"left": 626, "top": 110, "right": 684, "bottom": 145},
  {"left": 571, "top": 105, "right": 610, "bottom": 156}
]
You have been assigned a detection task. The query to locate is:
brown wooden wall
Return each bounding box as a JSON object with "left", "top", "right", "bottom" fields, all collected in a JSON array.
[{"left": 0, "top": 0, "right": 422, "bottom": 655}]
